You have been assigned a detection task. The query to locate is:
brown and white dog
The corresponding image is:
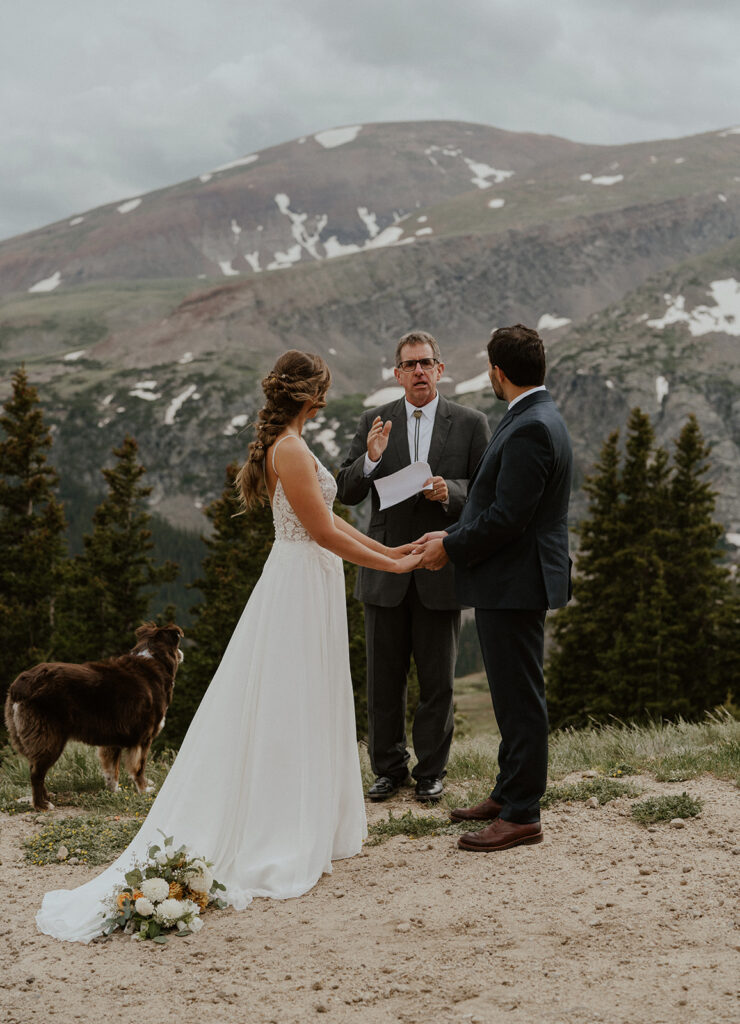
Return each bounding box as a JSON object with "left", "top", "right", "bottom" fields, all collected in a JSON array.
[{"left": 4, "top": 622, "right": 184, "bottom": 810}]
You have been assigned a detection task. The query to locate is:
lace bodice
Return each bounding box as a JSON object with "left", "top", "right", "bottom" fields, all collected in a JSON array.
[{"left": 271, "top": 439, "right": 337, "bottom": 543}]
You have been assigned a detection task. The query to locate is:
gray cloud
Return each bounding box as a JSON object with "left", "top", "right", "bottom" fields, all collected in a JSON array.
[{"left": 1, "top": 0, "right": 738, "bottom": 240}]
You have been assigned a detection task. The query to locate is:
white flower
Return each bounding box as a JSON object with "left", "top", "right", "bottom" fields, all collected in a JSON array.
[
  {"left": 154, "top": 898, "right": 187, "bottom": 926},
  {"left": 140, "top": 877, "right": 170, "bottom": 903},
  {"left": 135, "top": 897, "right": 155, "bottom": 917},
  {"left": 181, "top": 899, "right": 200, "bottom": 918},
  {"left": 184, "top": 859, "right": 213, "bottom": 894},
  {"left": 177, "top": 919, "right": 189, "bottom": 931},
  {"left": 190, "top": 917, "right": 204, "bottom": 932},
  {"left": 154, "top": 850, "right": 169, "bottom": 866}
]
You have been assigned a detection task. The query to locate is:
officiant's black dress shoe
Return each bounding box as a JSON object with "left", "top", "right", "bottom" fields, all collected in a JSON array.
[
  {"left": 414, "top": 777, "right": 444, "bottom": 802},
  {"left": 368, "top": 774, "right": 409, "bottom": 801}
]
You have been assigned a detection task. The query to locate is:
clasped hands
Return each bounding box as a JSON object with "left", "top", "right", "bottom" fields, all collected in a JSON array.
[{"left": 392, "top": 531, "right": 449, "bottom": 571}]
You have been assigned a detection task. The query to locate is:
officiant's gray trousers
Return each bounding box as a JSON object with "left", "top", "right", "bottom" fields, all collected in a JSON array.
[{"left": 364, "top": 578, "right": 460, "bottom": 781}]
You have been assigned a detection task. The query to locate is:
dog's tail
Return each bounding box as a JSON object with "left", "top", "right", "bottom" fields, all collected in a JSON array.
[{"left": 4, "top": 691, "right": 28, "bottom": 757}]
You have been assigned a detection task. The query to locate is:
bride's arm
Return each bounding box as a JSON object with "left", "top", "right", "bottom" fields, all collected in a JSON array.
[
  {"left": 276, "top": 442, "right": 420, "bottom": 573},
  {"left": 332, "top": 513, "right": 413, "bottom": 558}
]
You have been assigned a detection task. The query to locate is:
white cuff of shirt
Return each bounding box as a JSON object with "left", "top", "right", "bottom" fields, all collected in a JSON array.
[{"left": 363, "top": 453, "right": 381, "bottom": 477}]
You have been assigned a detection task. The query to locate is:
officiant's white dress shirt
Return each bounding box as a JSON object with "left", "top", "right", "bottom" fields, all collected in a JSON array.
[{"left": 363, "top": 394, "right": 440, "bottom": 476}]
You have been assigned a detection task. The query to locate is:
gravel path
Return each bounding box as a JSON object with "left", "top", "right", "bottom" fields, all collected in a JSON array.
[{"left": 1, "top": 774, "right": 738, "bottom": 1024}]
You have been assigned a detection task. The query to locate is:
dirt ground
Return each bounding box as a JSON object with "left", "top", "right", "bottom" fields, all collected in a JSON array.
[{"left": 1, "top": 774, "right": 738, "bottom": 1024}]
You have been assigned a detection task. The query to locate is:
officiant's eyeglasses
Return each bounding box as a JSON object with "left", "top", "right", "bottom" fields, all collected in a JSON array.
[{"left": 396, "top": 358, "right": 439, "bottom": 372}]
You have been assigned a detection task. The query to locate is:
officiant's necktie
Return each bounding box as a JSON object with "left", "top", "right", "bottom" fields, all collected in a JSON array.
[{"left": 413, "top": 409, "right": 422, "bottom": 461}]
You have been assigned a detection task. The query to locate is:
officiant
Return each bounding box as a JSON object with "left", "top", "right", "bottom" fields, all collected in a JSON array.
[{"left": 337, "top": 331, "right": 490, "bottom": 802}]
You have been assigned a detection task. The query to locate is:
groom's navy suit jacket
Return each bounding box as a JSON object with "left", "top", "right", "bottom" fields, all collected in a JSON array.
[{"left": 444, "top": 390, "right": 573, "bottom": 610}]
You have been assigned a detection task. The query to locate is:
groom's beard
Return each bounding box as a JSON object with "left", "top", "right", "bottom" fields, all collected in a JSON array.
[{"left": 492, "top": 378, "right": 505, "bottom": 401}]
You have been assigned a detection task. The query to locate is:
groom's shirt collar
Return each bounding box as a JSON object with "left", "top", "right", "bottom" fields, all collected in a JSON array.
[{"left": 508, "top": 385, "right": 547, "bottom": 411}]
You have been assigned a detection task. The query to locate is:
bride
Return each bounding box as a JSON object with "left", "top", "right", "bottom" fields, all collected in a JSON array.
[{"left": 37, "top": 350, "right": 421, "bottom": 942}]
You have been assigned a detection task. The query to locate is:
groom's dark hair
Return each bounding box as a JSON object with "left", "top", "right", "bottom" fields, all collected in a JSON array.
[{"left": 487, "top": 324, "right": 546, "bottom": 386}]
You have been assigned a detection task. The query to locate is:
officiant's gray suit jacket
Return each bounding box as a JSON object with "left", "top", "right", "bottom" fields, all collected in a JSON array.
[{"left": 336, "top": 395, "right": 490, "bottom": 609}]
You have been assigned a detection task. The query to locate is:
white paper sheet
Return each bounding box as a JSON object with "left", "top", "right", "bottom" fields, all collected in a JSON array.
[{"left": 374, "top": 461, "right": 433, "bottom": 510}]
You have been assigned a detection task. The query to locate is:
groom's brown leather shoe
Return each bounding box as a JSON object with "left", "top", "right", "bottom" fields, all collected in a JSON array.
[
  {"left": 457, "top": 818, "right": 543, "bottom": 852},
  {"left": 449, "top": 797, "right": 502, "bottom": 823}
]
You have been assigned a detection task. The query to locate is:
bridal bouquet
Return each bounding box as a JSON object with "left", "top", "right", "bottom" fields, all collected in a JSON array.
[{"left": 102, "top": 831, "right": 226, "bottom": 943}]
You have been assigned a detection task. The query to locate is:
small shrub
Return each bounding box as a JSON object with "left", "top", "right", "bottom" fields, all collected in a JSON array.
[
  {"left": 631, "top": 792, "right": 702, "bottom": 825},
  {"left": 24, "top": 815, "right": 141, "bottom": 865},
  {"left": 540, "top": 776, "right": 638, "bottom": 809}
]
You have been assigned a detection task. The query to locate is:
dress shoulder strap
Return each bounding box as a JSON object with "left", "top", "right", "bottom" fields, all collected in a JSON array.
[{"left": 271, "top": 433, "right": 304, "bottom": 472}]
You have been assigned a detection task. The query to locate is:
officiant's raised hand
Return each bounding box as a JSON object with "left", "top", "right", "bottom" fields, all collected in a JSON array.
[{"left": 367, "top": 416, "right": 392, "bottom": 462}]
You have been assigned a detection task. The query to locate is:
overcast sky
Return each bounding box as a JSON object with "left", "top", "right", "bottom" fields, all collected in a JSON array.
[{"left": 2, "top": 0, "right": 738, "bottom": 241}]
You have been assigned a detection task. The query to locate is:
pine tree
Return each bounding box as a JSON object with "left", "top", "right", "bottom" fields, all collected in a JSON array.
[
  {"left": 162, "top": 464, "right": 274, "bottom": 747},
  {"left": 662, "top": 416, "right": 739, "bottom": 711},
  {"left": 0, "top": 367, "right": 67, "bottom": 736},
  {"left": 54, "top": 436, "right": 178, "bottom": 663},
  {"left": 548, "top": 410, "right": 739, "bottom": 727}
]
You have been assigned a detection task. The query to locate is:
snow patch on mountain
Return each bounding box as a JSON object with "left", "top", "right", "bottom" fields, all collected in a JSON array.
[
  {"left": 219, "top": 260, "right": 240, "bottom": 277},
  {"left": 223, "top": 413, "right": 249, "bottom": 437},
  {"left": 244, "top": 252, "right": 261, "bottom": 273},
  {"left": 647, "top": 280, "right": 740, "bottom": 336},
  {"left": 274, "top": 193, "right": 327, "bottom": 260},
  {"left": 718, "top": 126, "right": 740, "bottom": 137},
  {"left": 537, "top": 314, "right": 571, "bottom": 331},
  {"left": 591, "top": 175, "right": 623, "bottom": 186},
  {"left": 488, "top": 198, "right": 505, "bottom": 209},
  {"left": 118, "top": 198, "right": 142, "bottom": 214},
  {"left": 130, "top": 380, "right": 161, "bottom": 401},
  {"left": 267, "top": 244, "right": 302, "bottom": 270},
  {"left": 655, "top": 375, "right": 669, "bottom": 405},
  {"left": 69, "top": 216, "right": 84, "bottom": 226},
  {"left": 314, "top": 126, "right": 362, "bottom": 148},
  {"left": 64, "top": 349, "right": 86, "bottom": 361},
  {"left": 363, "top": 386, "right": 404, "bottom": 407},
  {"left": 357, "top": 206, "right": 379, "bottom": 238},
  {"left": 455, "top": 371, "right": 491, "bottom": 395},
  {"left": 29, "top": 271, "right": 61, "bottom": 293},
  {"left": 178, "top": 352, "right": 194, "bottom": 365},
  {"left": 213, "top": 154, "right": 258, "bottom": 173},
  {"left": 464, "top": 158, "right": 514, "bottom": 189},
  {"left": 165, "top": 385, "right": 199, "bottom": 425},
  {"left": 324, "top": 237, "right": 362, "bottom": 259}
]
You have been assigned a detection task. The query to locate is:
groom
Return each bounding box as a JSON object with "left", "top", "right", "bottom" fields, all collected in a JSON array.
[{"left": 418, "top": 324, "right": 573, "bottom": 851}]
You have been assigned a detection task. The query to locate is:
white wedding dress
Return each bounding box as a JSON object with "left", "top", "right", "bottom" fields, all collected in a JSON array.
[{"left": 37, "top": 440, "right": 367, "bottom": 942}]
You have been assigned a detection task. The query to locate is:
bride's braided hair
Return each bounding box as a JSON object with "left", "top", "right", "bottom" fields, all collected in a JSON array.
[{"left": 236, "top": 350, "right": 331, "bottom": 510}]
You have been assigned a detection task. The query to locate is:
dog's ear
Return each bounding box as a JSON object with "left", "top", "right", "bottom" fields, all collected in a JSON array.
[{"left": 135, "top": 621, "right": 158, "bottom": 642}]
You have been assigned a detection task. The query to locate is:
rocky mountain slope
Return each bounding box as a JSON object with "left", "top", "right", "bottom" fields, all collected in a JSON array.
[{"left": 0, "top": 120, "right": 737, "bottom": 548}]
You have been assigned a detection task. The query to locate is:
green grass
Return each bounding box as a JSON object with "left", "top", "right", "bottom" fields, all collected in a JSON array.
[
  {"left": 547, "top": 711, "right": 740, "bottom": 784},
  {"left": 366, "top": 810, "right": 451, "bottom": 846},
  {"left": 23, "top": 815, "right": 142, "bottom": 866},
  {"left": 631, "top": 792, "right": 703, "bottom": 826},
  {"left": 0, "top": 742, "right": 175, "bottom": 816},
  {"left": 540, "top": 776, "right": 639, "bottom": 809}
]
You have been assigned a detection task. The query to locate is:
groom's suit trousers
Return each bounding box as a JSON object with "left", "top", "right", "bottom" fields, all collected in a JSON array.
[{"left": 475, "top": 607, "right": 547, "bottom": 823}]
